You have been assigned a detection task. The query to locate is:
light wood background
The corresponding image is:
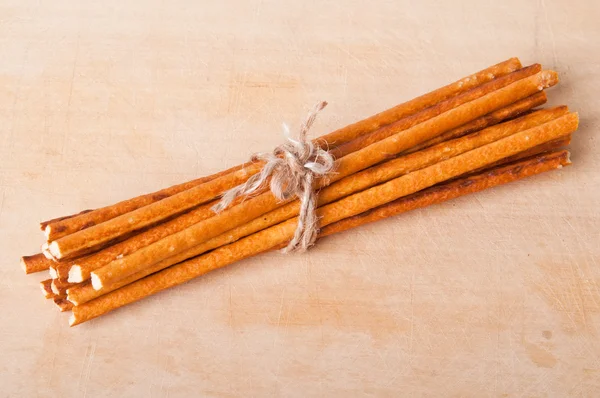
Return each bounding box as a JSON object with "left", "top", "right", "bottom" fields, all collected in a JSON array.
[{"left": 1, "top": 0, "right": 599, "bottom": 396}]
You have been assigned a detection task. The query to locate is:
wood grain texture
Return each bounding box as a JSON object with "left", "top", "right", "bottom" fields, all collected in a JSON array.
[{"left": 2, "top": 0, "right": 599, "bottom": 396}]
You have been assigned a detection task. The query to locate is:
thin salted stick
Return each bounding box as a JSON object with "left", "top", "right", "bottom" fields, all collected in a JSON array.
[
  {"left": 88, "top": 70, "right": 560, "bottom": 287},
  {"left": 43, "top": 162, "right": 251, "bottom": 241},
  {"left": 71, "top": 132, "right": 576, "bottom": 325},
  {"left": 20, "top": 253, "right": 53, "bottom": 274},
  {"left": 66, "top": 75, "right": 543, "bottom": 282},
  {"left": 67, "top": 202, "right": 218, "bottom": 283},
  {"left": 40, "top": 209, "right": 92, "bottom": 231},
  {"left": 406, "top": 91, "right": 547, "bottom": 154},
  {"left": 40, "top": 279, "right": 54, "bottom": 299},
  {"left": 73, "top": 106, "right": 568, "bottom": 297},
  {"left": 53, "top": 297, "right": 73, "bottom": 312},
  {"left": 48, "top": 61, "right": 528, "bottom": 260},
  {"left": 330, "top": 64, "right": 541, "bottom": 158},
  {"left": 51, "top": 278, "right": 79, "bottom": 296},
  {"left": 319, "top": 57, "right": 522, "bottom": 146},
  {"left": 44, "top": 58, "right": 521, "bottom": 242},
  {"left": 318, "top": 150, "right": 571, "bottom": 238},
  {"left": 66, "top": 98, "right": 553, "bottom": 284}
]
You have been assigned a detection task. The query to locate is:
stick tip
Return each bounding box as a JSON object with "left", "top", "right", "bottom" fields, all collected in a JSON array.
[
  {"left": 563, "top": 150, "right": 572, "bottom": 166},
  {"left": 68, "top": 265, "right": 83, "bottom": 283},
  {"left": 509, "top": 57, "right": 522, "bottom": 69},
  {"left": 540, "top": 70, "right": 559, "bottom": 89},
  {"left": 40, "top": 280, "right": 52, "bottom": 298},
  {"left": 48, "top": 241, "right": 62, "bottom": 260},
  {"left": 20, "top": 257, "right": 28, "bottom": 273},
  {"left": 66, "top": 293, "right": 79, "bottom": 306},
  {"left": 90, "top": 273, "right": 103, "bottom": 291},
  {"left": 50, "top": 280, "right": 60, "bottom": 295}
]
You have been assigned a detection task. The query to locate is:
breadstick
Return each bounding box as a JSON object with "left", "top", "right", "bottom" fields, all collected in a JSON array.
[
  {"left": 48, "top": 265, "right": 58, "bottom": 279},
  {"left": 88, "top": 70, "right": 560, "bottom": 288},
  {"left": 69, "top": 106, "right": 567, "bottom": 298},
  {"left": 40, "top": 209, "right": 92, "bottom": 231},
  {"left": 45, "top": 58, "right": 518, "bottom": 245},
  {"left": 318, "top": 150, "right": 571, "bottom": 238},
  {"left": 40, "top": 279, "right": 54, "bottom": 299},
  {"left": 331, "top": 64, "right": 541, "bottom": 158},
  {"left": 41, "top": 242, "right": 55, "bottom": 260},
  {"left": 67, "top": 202, "right": 218, "bottom": 282},
  {"left": 85, "top": 111, "right": 577, "bottom": 308},
  {"left": 319, "top": 57, "right": 522, "bottom": 146},
  {"left": 67, "top": 103, "right": 560, "bottom": 286},
  {"left": 55, "top": 262, "right": 74, "bottom": 279},
  {"left": 51, "top": 278, "right": 79, "bottom": 296},
  {"left": 406, "top": 91, "right": 547, "bottom": 154},
  {"left": 47, "top": 55, "right": 516, "bottom": 242},
  {"left": 48, "top": 61, "right": 528, "bottom": 260},
  {"left": 480, "top": 134, "right": 571, "bottom": 171},
  {"left": 66, "top": 92, "right": 546, "bottom": 284},
  {"left": 20, "top": 253, "right": 53, "bottom": 274},
  {"left": 53, "top": 297, "right": 73, "bottom": 312},
  {"left": 71, "top": 115, "right": 577, "bottom": 325},
  {"left": 43, "top": 162, "right": 250, "bottom": 241}
]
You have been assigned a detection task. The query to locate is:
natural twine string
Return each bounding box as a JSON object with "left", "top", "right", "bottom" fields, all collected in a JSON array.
[{"left": 212, "top": 101, "right": 335, "bottom": 253}]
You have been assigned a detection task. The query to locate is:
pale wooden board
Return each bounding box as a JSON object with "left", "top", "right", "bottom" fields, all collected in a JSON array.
[{"left": 1, "top": 0, "right": 599, "bottom": 396}]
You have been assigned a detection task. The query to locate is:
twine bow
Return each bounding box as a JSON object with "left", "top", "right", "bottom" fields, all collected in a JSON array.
[{"left": 211, "top": 101, "right": 334, "bottom": 253}]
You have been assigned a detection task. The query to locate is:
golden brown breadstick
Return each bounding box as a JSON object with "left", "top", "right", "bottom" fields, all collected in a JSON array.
[
  {"left": 51, "top": 278, "right": 79, "bottom": 296},
  {"left": 480, "top": 134, "right": 571, "bottom": 171},
  {"left": 67, "top": 202, "right": 219, "bottom": 282},
  {"left": 406, "top": 91, "right": 547, "bottom": 154},
  {"left": 70, "top": 105, "right": 569, "bottom": 299},
  {"left": 88, "top": 70, "right": 560, "bottom": 288},
  {"left": 66, "top": 89, "right": 546, "bottom": 284},
  {"left": 39, "top": 209, "right": 93, "bottom": 231},
  {"left": 72, "top": 113, "right": 577, "bottom": 323},
  {"left": 40, "top": 279, "right": 54, "bottom": 299},
  {"left": 319, "top": 57, "right": 522, "bottom": 146},
  {"left": 331, "top": 64, "right": 541, "bottom": 158},
  {"left": 43, "top": 162, "right": 251, "bottom": 241},
  {"left": 318, "top": 150, "right": 571, "bottom": 238},
  {"left": 53, "top": 297, "right": 73, "bottom": 312},
  {"left": 48, "top": 61, "right": 530, "bottom": 260},
  {"left": 68, "top": 103, "right": 559, "bottom": 287},
  {"left": 20, "top": 253, "right": 53, "bottom": 274}
]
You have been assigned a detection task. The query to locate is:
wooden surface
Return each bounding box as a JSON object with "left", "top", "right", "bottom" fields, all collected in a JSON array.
[{"left": 2, "top": 0, "right": 599, "bottom": 396}]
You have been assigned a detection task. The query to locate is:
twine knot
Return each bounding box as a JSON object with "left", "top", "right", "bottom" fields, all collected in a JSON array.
[{"left": 212, "top": 101, "right": 334, "bottom": 253}]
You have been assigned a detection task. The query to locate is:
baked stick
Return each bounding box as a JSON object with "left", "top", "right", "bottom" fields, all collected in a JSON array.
[
  {"left": 40, "top": 279, "right": 54, "bottom": 299},
  {"left": 21, "top": 253, "right": 53, "bottom": 274},
  {"left": 319, "top": 57, "right": 523, "bottom": 146},
  {"left": 65, "top": 75, "right": 546, "bottom": 283},
  {"left": 68, "top": 107, "right": 568, "bottom": 303},
  {"left": 85, "top": 106, "right": 568, "bottom": 292},
  {"left": 87, "top": 71, "right": 560, "bottom": 287},
  {"left": 69, "top": 111, "right": 577, "bottom": 325},
  {"left": 330, "top": 64, "right": 541, "bottom": 158},
  {"left": 48, "top": 64, "right": 537, "bottom": 261},
  {"left": 406, "top": 91, "right": 547, "bottom": 154},
  {"left": 70, "top": 150, "right": 572, "bottom": 325},
  {"left": 67, "top": 103, "right": 560, "bottom": 285},
  {"left": 319, "top": 150, "right": 571, "bottom": 237},
  {"left": 43, "top": 58, "right": 522, "bottom": 241}
]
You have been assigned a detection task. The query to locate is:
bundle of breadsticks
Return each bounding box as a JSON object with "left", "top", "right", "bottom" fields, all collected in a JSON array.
[{"left": 21, "top": 57, "right": 578, "bottom": 326}]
